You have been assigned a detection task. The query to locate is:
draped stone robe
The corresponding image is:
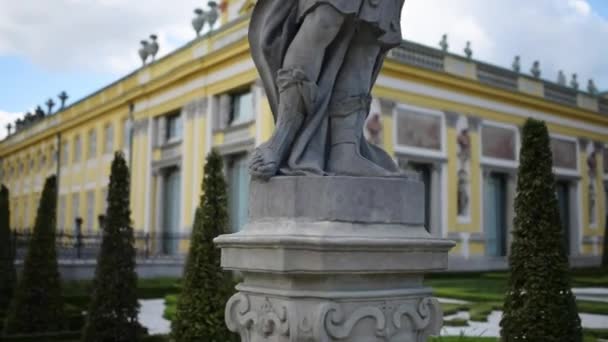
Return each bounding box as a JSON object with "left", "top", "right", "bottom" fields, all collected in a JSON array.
[{"left": 250, "top": 0, "right": 405, "bottom": 175}]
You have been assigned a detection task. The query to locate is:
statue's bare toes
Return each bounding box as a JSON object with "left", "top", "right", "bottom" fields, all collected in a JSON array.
[{"left": 250, "top": 162, "right": 277, "bottom": 180}]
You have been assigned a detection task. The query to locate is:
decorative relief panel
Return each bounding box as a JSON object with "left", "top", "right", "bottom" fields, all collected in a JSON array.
[
  {"left": 481, "top": 124, "right": 516, "bottom": 161},
  {"left": 550, "top": 138, "right": 578, "bottom": 170},
  {"left": 396, "top": 108, "right": 442, "bottom": 151},
  {"left": 225, "top": 292, "right": 442, "bottom": 342}
]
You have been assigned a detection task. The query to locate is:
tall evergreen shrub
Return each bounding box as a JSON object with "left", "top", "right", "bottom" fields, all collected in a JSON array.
[
  {"left": 500, "top": 119, "right": 582, "bottom": 341},
  {"left": 82, "top": 152, "right": 141, "bottom": 342},
  {"left": 0, "top": 185, "right": 15, "bottom": 314},
  {"left": 171, "top": 150, "right": 237, "bottom": 342},
  {"left": 4, "top": 176, "right": 65, "bottom": 334}
]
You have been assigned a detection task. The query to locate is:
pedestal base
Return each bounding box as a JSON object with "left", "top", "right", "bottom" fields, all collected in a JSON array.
[{"left": 215, "top": 176, "right": 454, "bottom": 342}]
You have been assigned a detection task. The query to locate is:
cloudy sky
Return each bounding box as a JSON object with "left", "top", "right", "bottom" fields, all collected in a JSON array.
[{"left": 0, "top": 0, "right": 607, "bottom": 138}]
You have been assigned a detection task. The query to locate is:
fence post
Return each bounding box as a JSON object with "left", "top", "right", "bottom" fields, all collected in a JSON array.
[{"left": 75, "top": 217, "right": 83, "bottom": 259}]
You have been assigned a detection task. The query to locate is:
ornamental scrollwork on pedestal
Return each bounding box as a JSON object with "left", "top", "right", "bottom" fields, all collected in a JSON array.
[
  {"left": 393, "top": 297, "right": 442, "bottom": 342},
  {"left": 320, "top": 297, "right": 442, "bottom": 341},
  {"left": 225, "top": 293, "right": 290, "bottom": 342},
  {"left": 323, "top": 303, "right": 386, "bottom": 339}
]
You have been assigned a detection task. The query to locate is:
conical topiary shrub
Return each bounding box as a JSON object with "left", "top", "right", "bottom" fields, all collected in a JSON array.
[
  {"left": 82, "top": 152, "right": 141, "bottom": 342},
  {"left": 171, "top": 150, "right": 237, "bottom": 342},
  {"left": 4, "top": 176, "right": 65, "bottom": 334},
  {"left": 0, "top": 185, "right": 15, "bottom": 315},
  {"left": 500, "top": 119, "right": 582, "bottom": 341}
]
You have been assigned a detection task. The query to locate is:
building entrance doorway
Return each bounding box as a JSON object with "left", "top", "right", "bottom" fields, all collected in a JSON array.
[
  {"left": 162, "top": 167, "right": 181, "bottom": 255},
  {"left": 556, "top": 181, "right": 571, "bottom": 256},
  {"left": 228, "top": 154, "right": 250, "bottom": 232},
  {"left": 409, "top": 162, "right": 433, "bottom": 232},
  {"left": 485, "top": 172, "right": 507, "bottom": 257}
]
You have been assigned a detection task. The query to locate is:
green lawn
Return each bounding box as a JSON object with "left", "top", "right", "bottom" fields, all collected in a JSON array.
[{"left": 426, "top": 268, "right": 608, "bottom": 323}]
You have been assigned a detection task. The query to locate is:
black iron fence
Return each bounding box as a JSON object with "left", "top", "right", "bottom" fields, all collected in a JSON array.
[{"left": 11, "top": 229, "right": 190, "bottom": 261}]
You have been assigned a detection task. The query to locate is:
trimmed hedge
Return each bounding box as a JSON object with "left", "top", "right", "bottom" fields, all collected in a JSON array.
[
  {"left": 500, "top": 119, "right": 582, "bottom": 341},
  {"left": 171, "top": 151, "right": 237, "bottom": 341},
  {"left": 1, "top": 333, "right": 169, "bottom": 342},
  {"left": 0, "top": 184, "right": 15, "bottom": 314},
  {"left": 4, "top": 176, "right": 65, "bottom": 334},
  {"left": 1, "top": 331, "right": 81, "bottom": 341},
  {"left": 82, "top": 152, "right": 141, "bottom": 342}
]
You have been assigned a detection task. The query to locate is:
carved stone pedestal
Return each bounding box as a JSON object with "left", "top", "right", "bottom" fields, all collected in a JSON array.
[{"left": 215, "top": 176, "right": 454, "bottom": 342}]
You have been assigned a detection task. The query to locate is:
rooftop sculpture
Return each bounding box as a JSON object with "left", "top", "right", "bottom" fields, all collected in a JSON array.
[{"left": 191, "top": 1, "right": 220, "bottom": 37}]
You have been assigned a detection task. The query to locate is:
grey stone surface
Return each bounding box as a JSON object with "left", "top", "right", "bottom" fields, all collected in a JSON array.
[
  {"left": 216, "top": 177, "right": 454, "bottom": 341},
  {"left": 248, "top": 0, "right": 406, "bottom": 179},
  {"left": 249, "top": 176, "right": 425, "bottom": 225}
]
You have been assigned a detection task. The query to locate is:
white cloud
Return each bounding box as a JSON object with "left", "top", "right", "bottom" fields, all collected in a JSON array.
[
  {"left": 568, "top": 0, "right": 592, "bottom": 16},
  {"left": 0, "top": 0, "right": 606, "bottom": 91},
  {"left": 0, "top": 110, "right": 22, "bottom": 140},
  {"left": 0, "top": 0, "right": 215, "bottom": 75},
  {"left": 401, "top": 0, "right": 608, "bottom": 89}
]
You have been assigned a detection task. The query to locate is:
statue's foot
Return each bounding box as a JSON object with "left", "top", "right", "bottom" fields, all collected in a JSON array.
[
  {"left": 328, "top": 144, "right": 403, "bottom": 177},
  {"left": 249, "top": 144, "right": 280, "bottom": 180}
]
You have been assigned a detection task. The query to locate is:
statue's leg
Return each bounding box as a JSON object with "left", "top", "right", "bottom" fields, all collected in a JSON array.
[
  {"left": 249, "top": 5, "right": 345, "bottom": 179},
  {"left": 327, "top": 27, "right": 399, "bottom": 177}
]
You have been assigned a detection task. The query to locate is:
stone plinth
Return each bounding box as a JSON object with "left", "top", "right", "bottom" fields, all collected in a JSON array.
[{"left": 215, "top": 176, "right": 454, "bottom": 342}]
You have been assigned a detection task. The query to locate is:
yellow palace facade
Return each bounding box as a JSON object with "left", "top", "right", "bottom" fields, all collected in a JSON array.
[{"left": 1, "top": 1, "right": 607, "bottom": 270}]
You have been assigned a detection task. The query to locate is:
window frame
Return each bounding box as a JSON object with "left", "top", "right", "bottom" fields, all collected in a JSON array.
[
  {"left": 229, "top": 90, "right": 254, "bottom": 126},
  {"left": 165, "top": 112, "right": 183, "bottom": 143},
  {"left": 88, "top": 129, "right": 97, "bottom": 160}
]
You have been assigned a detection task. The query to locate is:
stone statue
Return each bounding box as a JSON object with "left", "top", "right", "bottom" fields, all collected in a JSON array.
[
  {"left": 531, "top": 61, "right": 541, "bottom": 79},
  {"left": 439, "top": 34, "right": 449, "bottom": 53},
  {"left": 365, "top": 112, "right": 383, "bottom": 146},
  {"left": 464, "top": 41, "right": 472, "bottom": 59},
  {"left": 248, "top": 0, "right": 405, "bottom": 179},
  {"left": 558, "top": 70, "right": 567, "bottom": 86},
  {"left": 512, "top": 56, "right": 521, "bottom": 73},
  {"left": 570, "top": 73, "right": 579, "bottom": 91}
]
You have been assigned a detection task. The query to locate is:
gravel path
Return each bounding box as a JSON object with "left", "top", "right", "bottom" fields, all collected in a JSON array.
[{"left": 139, "top": 299, "right": 171, "bottom": 335}]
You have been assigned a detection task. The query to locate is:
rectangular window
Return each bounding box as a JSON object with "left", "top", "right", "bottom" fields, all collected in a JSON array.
[
  {"left": 122, "top": 119, "right": 130, "bottom": 149},
  {"left": 73, "top": 136, "right": 82, "bottom": 163},
  {"left": 86, "top": 191, "right": 95, "bottom": 233},
  {"left": 52, "top": 148, "right": 57, "bottom": 168},
  {"left": 88, "top": 129, "right": 97, "bottom": 160},
  {"left": 229, "top": 91, "right": 254, "bottom": 126},
  {"left": 166, "top": 113, "right": 182, "bottom": 142},
  {"left": 101, "top": 187, "right": 108, "bottom": 215},
  {"left": 61, "top": 142, "right": 69, "bottom": 166},
  {"left": 23, "top": 197, "right": 28, "bottom": 228},
  {"left": 39, "top": 154, "right": 46, "bottom": 171},
  {"left": 104, "top": 124, "right": 114, "bottom": 154}
]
